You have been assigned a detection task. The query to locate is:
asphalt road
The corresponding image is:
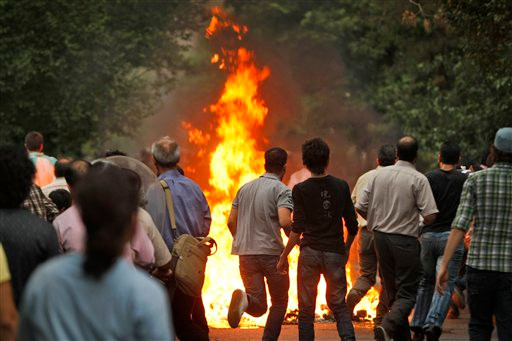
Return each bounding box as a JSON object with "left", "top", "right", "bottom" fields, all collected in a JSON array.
[{"left": 209, "top": 309, "right": 499, "bottom": 340}]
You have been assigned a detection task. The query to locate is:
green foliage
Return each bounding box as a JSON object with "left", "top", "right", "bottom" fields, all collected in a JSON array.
[
  {"left": 227, "top": 0, "right": 512, "bottom": 162},
  {"left": 0, "top": 0, "right": 205, "bottom": 155}
]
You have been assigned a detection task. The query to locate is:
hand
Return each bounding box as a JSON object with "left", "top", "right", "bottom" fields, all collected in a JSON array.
[
  {"left": 276, "top": 255, "right": 288, "bottom": 275},
  {"left": 152, "top": 267, "right": 173, "bottom": 284},
  {"left": 436, "top": 266, "right": 448, "bottom": 294}
]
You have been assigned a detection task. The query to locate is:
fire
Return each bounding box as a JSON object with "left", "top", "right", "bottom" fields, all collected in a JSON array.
[{"left": 184, "top": 8, "right": 380, "bottom": 328}]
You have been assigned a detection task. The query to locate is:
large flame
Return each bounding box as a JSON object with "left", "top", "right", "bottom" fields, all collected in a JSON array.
[{"left": 184, "top": 8, "right": 379, "bottom": 328}]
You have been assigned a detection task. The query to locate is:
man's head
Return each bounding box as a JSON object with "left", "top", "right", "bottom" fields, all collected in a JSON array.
[
  {"left": 54, "top": 158, "right": 71, "bottom": 178},
  {"left": 264, "top": 147, "right": 288, "bottom": 178},
  {"left": 439, "top": 142, "right": 461, "bottom": 165},
  {"left": 24, "top": 131, "right": 44, "bottom": 152},
  {"left": 492, "top": 127, "right": 512, "bottom": 164},
  {"left": 151, "top": 137, "right": 180, "bottom": 172},
  {"left": 0, "top": 145, "right": 35, "bottom": 208},
  {"left": 302, "top": 138, "right": 330, "bottom": 175},
  {"left": 49, "top": 189, "right": 72, "bottom": 213},
  {"left": 397, "top": 136, "right": 418, "bottom": 163},
  {"left": 64, "top": 159, "right": 92, "bottom": 190},
  {"left": 377, "top": 144, "right": 396, "bottom": 167}
]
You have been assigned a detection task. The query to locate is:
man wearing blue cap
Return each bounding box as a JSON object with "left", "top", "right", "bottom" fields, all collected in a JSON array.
[{"left": 436, "top": 127, "right": 512, "bottom": 341}]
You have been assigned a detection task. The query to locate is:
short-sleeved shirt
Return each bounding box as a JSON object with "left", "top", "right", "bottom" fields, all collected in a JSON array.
[
  {"left": 452, "top": 163, "right": 512, "bottom": 272},
  {"left": 0, "top": 209, "right": 59, "bottom": 305},
  {"left": 422, "top": 168, "right": 468, "bottom": 234},
  {"left": 18, "top": 253, "right": 173, "bottom": 340},
  {"left": 29, "top": 152, "right": 57, "bottom": 187},
  {"left": 292, "top": 175, "right": 358, "bottom": 254},
  {"left": 0, "top": 244, "right": 11, "bottom": 283},
  {"left": 351, "top": 167, "right": 379, "bottom": 228},
  {"left": 231, "top": 173, "right": 293, "bottom": 256},
  {"left": 355, "top": 160, "right": 438, "bottom": 238}
]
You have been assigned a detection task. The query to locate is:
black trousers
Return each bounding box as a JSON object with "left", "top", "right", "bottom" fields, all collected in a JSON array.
[
  {"left": 171, "top": 286, "right": 209, "bottom": 341},
  {"left": 374, "top": 231, "right": 422, "bottom": 341}
]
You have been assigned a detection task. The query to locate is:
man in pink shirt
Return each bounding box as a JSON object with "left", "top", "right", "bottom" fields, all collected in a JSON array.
[{"left": 53, "top": 160, "right": 154, "bottom": 267}]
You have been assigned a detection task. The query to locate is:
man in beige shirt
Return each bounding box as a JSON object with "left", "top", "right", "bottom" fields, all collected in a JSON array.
[
  {"left": 346, "top": 144, "right": 396, "bottom": 322},
  {"left": 356, "top": 136, "right": 438, "bottom": 341}
]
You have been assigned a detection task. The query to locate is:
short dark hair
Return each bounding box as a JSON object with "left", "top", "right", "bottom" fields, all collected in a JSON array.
[
  {"left": 0, "top": 145, "right": 35, "bottom": 208},
  {"left": 54, "top": 159, "right": 71, "bottom": 178},
  {"left": 264, "top": 147, "right": 288, "bottom": 174},
  {"left": 77, "top": 166, "right": 139, "bottom": 279},
  {"left": 121, "top": 168, "right": 143, "bottom": 206},
  {"left": 493, "top": 145, "right": 512, "bottom": 164},
  {"left": 440, "top": 142, "right": 461, "bottom": 165},
  {"left": 65, "top": 159, "right": 92, "bottom": 188},
  {"left": 378, "top": 144, "right": 396, "bottom": 167},
  {"left": 397, "top": 136, "right": 418, "bottom": 162},
  {"left": 302, "top": 138, "right": 330, "bottom": 174},
  {"left": 49, "top": 189, "right": 72, "bottom": 212},
  {"left": 104, "top": 149, "right": 127, "bottom": 158},
  {"left": 24, "top": 131, "right": 44, "bottom": 151}
]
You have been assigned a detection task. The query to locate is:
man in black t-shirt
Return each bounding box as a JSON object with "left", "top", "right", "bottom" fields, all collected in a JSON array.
[
  {"left": 410, "top": 142, "right": 468, "bottom": 341},
  {"left": 277, "top": 138, "right": 358, "bottom": 341}
]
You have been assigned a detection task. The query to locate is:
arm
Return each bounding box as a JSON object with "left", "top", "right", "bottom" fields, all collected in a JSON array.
[
  {"left": 343, "top": 182, "right": 359, "bottom": 255},
  {"left": 131, "top": 219, "right": 155, "bottom": 268},
  {"left": 422, "top": 213, "right": 437, "bottom": 226},
  {"left": 277, "top": 231, "right": 301, "bottom": 273},
  {"left": 416, "top": 178, "right": 439, "bottom": 222},
  {"left": 278, "top": 207, "right": 292, "bottom": 236},
  {"left": 227, "top": 207, "right": 238, "bottom": 237},
  {"left": 436, "top": 229, "right": 465, "bottom": 293},
  {"left": 354, "top": 179, "right": 371, "bottom": 220},
  {"left": 0, "top": 281, "right": 17, "bottom": 341},
  {"left": 202, "top": 195, "right": 212, "bottom": 236}
]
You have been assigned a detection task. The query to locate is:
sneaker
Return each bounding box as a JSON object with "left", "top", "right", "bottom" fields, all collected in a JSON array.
[
  {"left": 374, "top": 325, "right": 392, "bottom": 341},
  {"left": 424, "top": 325, "right": 441, "bottom": 341},
  {"left": 227, "top": 289, "right": 248, "bottom": 328},
  {"left": 452, "top": 286, "right": 466, "bottom": 309}
]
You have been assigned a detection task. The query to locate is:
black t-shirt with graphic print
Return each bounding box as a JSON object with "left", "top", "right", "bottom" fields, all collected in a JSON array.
[{"left": 291, "top": 175, "right": 358, "bottom": 254}]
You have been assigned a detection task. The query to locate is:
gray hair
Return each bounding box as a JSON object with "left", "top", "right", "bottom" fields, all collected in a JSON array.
[{"left": 151, "top": 136, "right": 180, "bottom": 167}]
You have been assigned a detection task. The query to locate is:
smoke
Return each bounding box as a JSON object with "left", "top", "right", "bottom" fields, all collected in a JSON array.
[{"left": 135, "top": 14, "right": 391, "bottom": 189}]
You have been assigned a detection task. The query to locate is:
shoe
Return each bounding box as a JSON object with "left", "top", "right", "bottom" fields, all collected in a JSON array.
[
  {"left": 411, "top": 329, "right": 425, "bottom": 341},
  {"left": 424, "top": 325, "right": 441, "bottom": 341},
  {"left": 227, "top": 289, "right": 248, "bottom": 328},
  {"left": 374, "top": 325, "right": 392, "bottom": 341},
  {"left": 452, "top": 286, "right": 466, "bottom": 309}
]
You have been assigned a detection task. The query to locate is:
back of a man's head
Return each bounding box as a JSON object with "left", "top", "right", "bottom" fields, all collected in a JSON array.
[
  {"left": 151, "top": 137, "right": 180, "bottom": 168},
  {"left": 302, "top": 138, "right": 330, "bottom": 175},
  {"left": 440, "top": 142, "right": 461, "bottom": 165},
  {"left": 264, "top": 147, "right": 288, "bottom": 174},
  {"left": 397, "top": 136, "right": 418, "bottom": 162},
  {"left": 54, "top": 159, "right": 71, "bottom": 178},
  {"left": 24, "top": 131, "right": 44, "bottom": 152},
  {"left": 0, "top": 145, "right": 35, "bottom": 208},
  {"left": 378, "top": 144, "right": 396, "bottom": 167},
  {"left": 65, "top": 159, "right": 92, "bottom": 189}
]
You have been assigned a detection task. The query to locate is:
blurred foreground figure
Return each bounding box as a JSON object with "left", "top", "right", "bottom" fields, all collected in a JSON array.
[
  {"left": 0, "top": 244, "right": 17, "bottom": 341},
  {"left": 437, "top": 127, "right": 512, "bottom": 341},
  {"left": 227, "top": 147, "right": 293, "bottom": 340},
  {"left": 0, "top": 145, "right": 59, "bottom": 306},
  {"left": 410, "top": 142, "right": 467, "bottom": 341},
  {"left": 18, "top": 166, "right": 173, "bottom": 340},
  {"left": 346, "top": 144, "right": 396, "bottom": 322},
  {"left": 24, "top": 131, "right": 56, "bottom": 187},
  {"left": 278, "top": 138, "right": 358, "bottom": 341},
  {"left": 356, "top": 136, "right": 438, "bottom": 341}
]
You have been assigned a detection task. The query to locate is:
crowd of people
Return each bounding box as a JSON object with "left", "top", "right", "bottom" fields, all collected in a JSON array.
[{"left": 0, "top": 127, "right": 510, "bottom": 341}]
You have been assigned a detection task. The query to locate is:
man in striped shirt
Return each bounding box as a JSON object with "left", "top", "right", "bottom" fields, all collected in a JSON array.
[{"left": 437, "top": 127, "right": 512, "bottom": 341}]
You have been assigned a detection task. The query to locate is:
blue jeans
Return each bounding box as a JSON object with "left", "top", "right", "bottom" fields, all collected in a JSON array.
[
  {"left": 239, "top": 255, "right": 289, "bottom": 341},
  {"left": 298, "top": 247, "right": 355, "bottom": 341},
  {"left": 411, "top": 231, "right": 464, "bottom": 330},
  {"left": 467, "top": 266, "right": 512, "bottom": 341}
]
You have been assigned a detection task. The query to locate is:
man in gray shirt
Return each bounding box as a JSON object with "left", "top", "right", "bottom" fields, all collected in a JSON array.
[
  {"left": 227, "top": 147, "right": 293, "bottom": 341},
  {"left": 356, "top": 136, "right": 438, "bottom": 341}
]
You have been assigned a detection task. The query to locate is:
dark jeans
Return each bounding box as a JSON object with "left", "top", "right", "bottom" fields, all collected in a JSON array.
[
  {"left": 467, "top": 266, "right": 512, "bottom": 341},
  {"left": 298, "top": 247, "right": 355, "bottom": 341},
  {"left": 347, "top": 227, "right": 389, "bottom": 321},
  {"left": 172, "top": 286, "right": 209, "bottom": 341},
  {"left": 239, "top": 255, "right": 289, "bottom": 341},
  {"left": 374, "top": 231, "right": 422, "bottom": 341},
  {"left": 412, "top": 231, "right": 464, "bottom": 329}
]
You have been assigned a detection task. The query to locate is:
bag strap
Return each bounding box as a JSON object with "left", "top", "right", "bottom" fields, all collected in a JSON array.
[
  {"left": 159, "top": 180, "right": 177, "bottom": 237},
  {"left": 197, "top": 237, "right": 218, "bottom": 256}
]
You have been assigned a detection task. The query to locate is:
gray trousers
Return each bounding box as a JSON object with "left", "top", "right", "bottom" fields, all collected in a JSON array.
[{"left": 346, "top": 227, "right": 388, "bottom": 321}]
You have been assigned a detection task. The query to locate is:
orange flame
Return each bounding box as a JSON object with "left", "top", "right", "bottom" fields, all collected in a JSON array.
[{"left": 185, "top": 8, "right": 379, "bottom": 328}]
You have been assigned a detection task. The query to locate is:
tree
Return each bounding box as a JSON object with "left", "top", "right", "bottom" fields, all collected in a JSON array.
[
  {"left": 0, "top": 0, "right": 205, "bottom": 155},
  {"left": 226, "top": 0, "right": 512, "bottom": 164}
]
